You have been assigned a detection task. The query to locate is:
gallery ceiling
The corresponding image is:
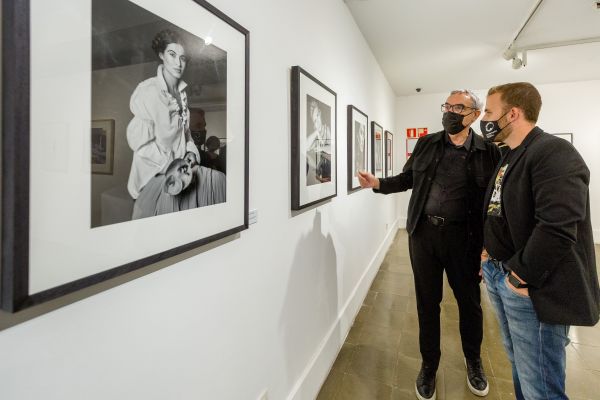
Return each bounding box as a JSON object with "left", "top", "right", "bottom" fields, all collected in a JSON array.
[{"left": 344, "top": 0, "right": 600, "bottom": 96}]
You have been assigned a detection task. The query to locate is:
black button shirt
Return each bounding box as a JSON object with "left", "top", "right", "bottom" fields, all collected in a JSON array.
[{"left": 423, "top": 132, "right": 472, "bottom": 220}]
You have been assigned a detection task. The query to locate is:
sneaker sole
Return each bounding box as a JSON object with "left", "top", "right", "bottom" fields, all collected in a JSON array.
[
  {"left": 463, "top": 359, "right": 489, "bottom": 397},
  {"left": 414, "top": 383, "right": 436, "bottom": 400},
  {"left": 466, "top": 376, "right": 489, "bottom": 397}
]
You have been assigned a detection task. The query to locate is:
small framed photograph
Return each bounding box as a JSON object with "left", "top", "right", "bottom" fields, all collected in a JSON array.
[
  {"left": 1, "top": 0, "right": 249, "bottom": 312},
  {"left": 406, "top": 137, "right": 419, "bottom": 159},
  {"left": 291, "top": 66, "right": 337, "bottom": 210},
  {"left": 91, "top": 119, "right": 115, "bottom": 175},
  {"left": 347, "top": 105, "right": 369, "bottom": 192},
  {"left": 371, "top": 121, "right": 384, "bottom": 178},
  {"left": 385, "top": 130, "right": 394, "bottom": 177},
  {"left": 552, "top": 133, "right": 573, "bottom": 144}
]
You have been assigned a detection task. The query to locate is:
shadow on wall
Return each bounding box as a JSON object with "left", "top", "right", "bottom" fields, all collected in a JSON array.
[{"left": 279, "top": 210, "right": 340, "bottom": 391}]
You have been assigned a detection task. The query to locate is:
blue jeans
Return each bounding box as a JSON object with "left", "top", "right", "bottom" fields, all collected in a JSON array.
[{"left": 482, "top": 259, "right": 570, "bottom": 400}]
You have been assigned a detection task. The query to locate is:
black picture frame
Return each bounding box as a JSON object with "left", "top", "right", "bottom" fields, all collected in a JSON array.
[
  {"left": 291, "top": 66, "right": 338, "bottom": 210},
  {"left": 1, "top": 0, "right": 250, "bottom": 312},
  {"left": 385, "top": 130, "right": 394, "bottom": 177},
  {"left": 371, "top": 121, "right": 384, "bottom": 178},
  {"left": 347, "top": 105, "right": 369, "bottom": 193}
]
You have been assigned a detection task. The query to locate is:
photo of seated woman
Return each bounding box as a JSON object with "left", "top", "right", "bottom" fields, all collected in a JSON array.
[{"left": 91, "top": 0, "right": 229, "bottom": 228}]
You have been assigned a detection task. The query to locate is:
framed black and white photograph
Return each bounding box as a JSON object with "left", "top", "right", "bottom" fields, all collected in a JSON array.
[
  {"left": 347, "top": 105, "right": 368, "bottom": 192},
  {"left": 291, "top": 66, "right": 337, "bottom": 210},
  {"left": 406, "top": 137, "right": 418, "bottom": 159},
  {"left": 91, "top": 119, "right": 115, "bottom": 175},
  {"left": 371, "top": 121, "right": 384, "bottom": 178},
  {"left": 1, "top": 0, "right": 249, "bottom": 312},
  {"left": 385, "top": 130, "right": 394, "bottom": 177}
]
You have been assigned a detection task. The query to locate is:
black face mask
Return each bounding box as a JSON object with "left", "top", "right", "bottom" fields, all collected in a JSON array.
[
  {"left": 480, "top": 111, "right": 510, "bottom": 142},
  {"left": 442, "top": 111, "right": 467, "bottom": 135}
]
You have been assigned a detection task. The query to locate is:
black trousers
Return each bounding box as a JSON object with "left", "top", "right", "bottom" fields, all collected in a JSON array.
[{"left": 408, "top": 219, "right": 483, "bottom": 369}]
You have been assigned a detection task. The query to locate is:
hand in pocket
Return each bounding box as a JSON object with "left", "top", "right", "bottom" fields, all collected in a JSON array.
[{"left": 505, "top": 276, "right": 529, "bottom": 297}]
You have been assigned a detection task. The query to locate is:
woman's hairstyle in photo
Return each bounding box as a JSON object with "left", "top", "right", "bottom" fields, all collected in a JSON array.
[{"left": 151, "top": 29, "right": 186, "bottom": 57}]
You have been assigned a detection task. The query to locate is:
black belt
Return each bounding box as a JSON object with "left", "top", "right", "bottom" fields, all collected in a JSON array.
[{"left": 422, "top": 214, "right": 465, "bottom": 227}]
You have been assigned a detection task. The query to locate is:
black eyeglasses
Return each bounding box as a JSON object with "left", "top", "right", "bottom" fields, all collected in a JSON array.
[{"left": 441, "top": 103, "right": 475, "bottom": 113}]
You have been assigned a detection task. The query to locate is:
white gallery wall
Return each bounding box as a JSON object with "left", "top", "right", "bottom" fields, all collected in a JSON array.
[
  {"left": 0, "top": 1, "right": 400, "bottom": 400},
  {"left": 395, "top": 79, "right": 600, "bottom": 242}
]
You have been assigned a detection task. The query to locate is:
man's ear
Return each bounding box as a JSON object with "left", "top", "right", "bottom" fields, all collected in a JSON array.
[
  {"left": 164, "top": 175, "right": 183, "bottom": 195},
  {"left": 510, "top": 107, "right": 522, "bottom": 122}
]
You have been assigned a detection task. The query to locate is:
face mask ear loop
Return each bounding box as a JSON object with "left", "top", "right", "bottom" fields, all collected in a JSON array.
[
  {"left": 498, "top": 110, "right": 512, "bottom": 131},
  {"left": 463, "top": 109, "right": 477, "bottom": 125}
]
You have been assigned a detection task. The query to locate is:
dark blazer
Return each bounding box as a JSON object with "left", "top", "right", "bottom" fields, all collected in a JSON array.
[
  {"left": 376, "top": 129, "right": 501, "bottom": 254},
  {"left": 483, "top": 127, "right": 600, "bottom": 326}
]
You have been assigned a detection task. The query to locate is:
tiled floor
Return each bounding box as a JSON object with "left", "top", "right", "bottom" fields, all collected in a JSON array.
[{"left": 317, "top": 230, "right": 600, "bottom": 400}]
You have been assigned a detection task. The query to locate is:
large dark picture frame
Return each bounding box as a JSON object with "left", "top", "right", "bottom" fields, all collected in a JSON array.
[
  {"left": 371, "top": 121, "right": 384, "bottom": 178},
  {"left": 347, "top": 105, "right": 369, "bottom": 193},
  {"left": 1, "top": 0, "right": 250, "bottom": 312},
  {"left": 291, "top": 66, "right": 337, "bottom": 210}
]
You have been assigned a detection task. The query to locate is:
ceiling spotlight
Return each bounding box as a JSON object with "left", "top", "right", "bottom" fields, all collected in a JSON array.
[
  {"left": 510, "top": 51, "right": 527, "bottom": 69},
  {"left": 503, "top": 48, "right": 517, "bottom": 61},
  {"left": 512, "top": 57, "right": 523, "bottom": 69}
]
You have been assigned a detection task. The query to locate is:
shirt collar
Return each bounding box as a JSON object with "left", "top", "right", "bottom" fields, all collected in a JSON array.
[
  {"left": 444, "top": 129, "right": 473, "bottom": 150},
  {"left": 156, "top": 64, "right": 188, "bottom": 93}
]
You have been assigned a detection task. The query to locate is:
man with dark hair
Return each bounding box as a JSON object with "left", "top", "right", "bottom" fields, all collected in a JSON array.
[
  {"left": 480, "top": 82, "right": 600, "bottom": 400},
  {"left": 201, "top": 136, "right": 226, "bottom": 174},
  {"left": 359, "top": 90, "right": 501, "bottom": 400},
  {"left": 189, "top": 108, "right": 207, "bottom": 150}
]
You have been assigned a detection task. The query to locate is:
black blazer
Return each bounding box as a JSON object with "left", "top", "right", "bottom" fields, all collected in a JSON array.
[
  {"left": 483, "top": 127, "right": 600, "bottom": 326},
  {"left": 376, "top": 130, "right": 501, "bottom": 254}
]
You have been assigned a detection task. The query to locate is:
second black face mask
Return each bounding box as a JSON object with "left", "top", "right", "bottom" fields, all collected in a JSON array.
[
  {"left": 442, "top": 112, "right": 465, "bottom": 135},
  {"left": 480, "top": 120, "right": 501, "bottom": 141},
  {"left": 480, "top": 111, "right": 510, "bottom": 142}
]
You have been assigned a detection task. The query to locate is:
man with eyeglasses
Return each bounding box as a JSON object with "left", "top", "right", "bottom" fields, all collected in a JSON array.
[{"left": 359, "top": 90, "right": 501, "bottom": 400}]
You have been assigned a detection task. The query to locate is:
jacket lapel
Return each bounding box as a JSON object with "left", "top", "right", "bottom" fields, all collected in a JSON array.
[
  {"left": 472, "top": 130, "right": 487, "bottom": 151},
  {"left": 502, "top": 127, "right": 543, "bottom": 183}
]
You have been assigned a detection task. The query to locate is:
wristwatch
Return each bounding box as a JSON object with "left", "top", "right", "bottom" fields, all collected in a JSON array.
[{"left": 508, "top": 273, "right": 529, "bottom": 289}]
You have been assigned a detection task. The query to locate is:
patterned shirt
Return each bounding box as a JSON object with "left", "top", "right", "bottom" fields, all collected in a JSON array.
[{"left": 484, "top": 149, "right": 515, "bottom": 260}]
